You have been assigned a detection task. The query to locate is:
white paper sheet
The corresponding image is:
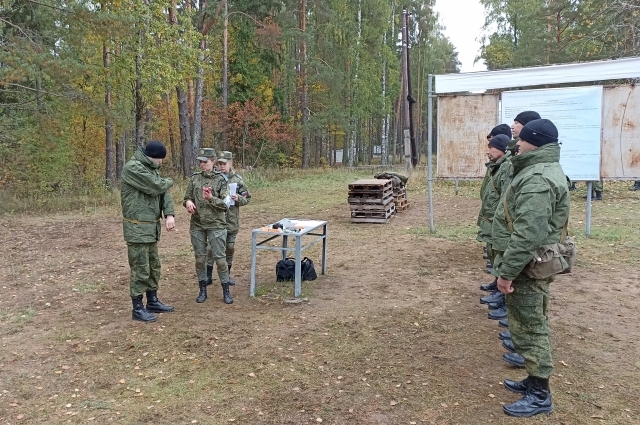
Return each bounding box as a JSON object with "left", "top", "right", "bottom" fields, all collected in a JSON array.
[{"left": 229, "top": 182, "right": 237, "bottom": 206}]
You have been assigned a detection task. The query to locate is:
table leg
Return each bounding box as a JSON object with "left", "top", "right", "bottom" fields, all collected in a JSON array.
[
  {"left": 321, "top": 224, "right": 327, "bottom": 275},
  {"left": 281, "top": 235, "right": 288, "bottom": 261},
  {"left": 250, "top": 231, "right": 258, "bottom": 297},
  {"left": 294, "top": 234, "right": 302, "bottom": 297}
]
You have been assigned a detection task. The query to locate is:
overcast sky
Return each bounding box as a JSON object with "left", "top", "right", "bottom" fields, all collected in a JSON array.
[{"left": 433, "top": 0, "right": 487, "bottom": 73}]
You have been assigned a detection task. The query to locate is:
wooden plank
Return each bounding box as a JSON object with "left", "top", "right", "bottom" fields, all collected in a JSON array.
[
  {"left": 350, "top": 205, "right": 395, "bottom": 219},
  {"left": 347, "top": 194, "right": 394, "bottom": 205},
  {"left": 349, "top": 202, "right": 395, "bottom": 211},
  {"left": 351, "top": 216, "right": 393, "bottom": 224},
  {"left": 349, "top": 179, "right": 392, "bottom": 191}
]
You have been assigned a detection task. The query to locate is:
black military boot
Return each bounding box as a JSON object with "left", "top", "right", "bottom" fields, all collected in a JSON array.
[
  {"left": 630, "top": 181, "right": 640, "bottom": 191},
  {"left": 499, "top": 330, "right": 511, "bottom": 340},
  {"left": 569, "top": 182, "right": 577, "bottom": 191},
  {"left": 483, "top": 253, "right": 489, "bottom": 259},
  {"left": 146, "top": 290, "right": 174, "bottom": 313},
  {"left": 480, "top": 278, "right": 498, "bottom": 292},
  {"left": 196, "top": 280, "right": 207, "bottom": 303},
  {"left": 486, "top": 260, "right": 492, "bottom": 268},
  {"left": 488, "top": 305, "right": 507, "bottom": 320},
  {"left": 132, "top": 295, "right": 157, "bottom": 322},
  {"left": 502, "top": 352, "right": 525, "bottom": 368},
  {"left": 502, "top": 338, "right": 516, "bottom": 353},
  {"left": 489, "top": 300, "right": 505, "bottom": 310},
  {"left": 503, "top": 376, "right": 531, "bottom": 394},
  {"left": 593, "top": 190, "right": 603, "bottom": 201},
  {"left": 499, "top": 318, "right": 509, "bottom": 328},
  {"left": 205, "top": 265, "right": 214, "bottom": 286},
  {"left": 227, "top": 264, "right": 235, "bottom": 286},
  {"left": 221, "top": 282, "right": 233, "bottom": 304},
  {"left": 480, "top": 290, "right": 504, "bottom": 304},
  {"left": 503, "top": 376, "right": 553, "bottom": 417}
]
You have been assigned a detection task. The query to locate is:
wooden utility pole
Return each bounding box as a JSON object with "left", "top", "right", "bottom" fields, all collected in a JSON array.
[{"left": 401, "top": 7, "right": 417, "bottom": 170}]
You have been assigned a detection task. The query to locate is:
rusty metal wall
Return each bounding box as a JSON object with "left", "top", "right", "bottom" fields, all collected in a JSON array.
[
  {"left": 436, "top": 85, "right": 640, "bottom": 179},
  {"left": 601, "top": 85, "right": 640, "bottom": 179},
  {"left": 436, "top": 94, "right": 499, "bottom": 178}
]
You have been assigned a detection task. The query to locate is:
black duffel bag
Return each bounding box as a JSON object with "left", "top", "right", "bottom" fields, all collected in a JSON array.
[{"left": 276, "top": 257, "right": 317, "bottom": 281}]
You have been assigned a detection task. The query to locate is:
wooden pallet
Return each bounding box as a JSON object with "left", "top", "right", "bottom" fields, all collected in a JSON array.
[
  {"left": 348, "top": 193, "right": 394, "bottom": 205},
  {"left": 395, "top": 198, "right": 410, "bottom": 212},
  {"left": 349, "top": 179, "right": 393, "bottom": 192},
  {"left": 349, "top": 200, "right": 395, "bottom": 212},
  {"left": 351, "top": 204, "right": 395, "bottom": 219},
  {"left": 393, "top": 186, "right": 406, "bottom": 197}
]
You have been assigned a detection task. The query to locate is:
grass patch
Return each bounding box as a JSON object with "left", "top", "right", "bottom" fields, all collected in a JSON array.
[
  {"left": 73, "top": 282, "right": 107, "bottom": 293},
  {"left": 12, "top": 307, "right": 37, "bottom": 324}
]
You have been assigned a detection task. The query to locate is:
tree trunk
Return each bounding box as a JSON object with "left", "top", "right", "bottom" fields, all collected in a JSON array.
[
  {"left": 300, "top": 0, "right": 309, "bottom": 169},
  {"left": 192, "top": 38, "right": 205, "bottom": 156},
  {"left": 221, "top": 0, "right": 229, "bottom": 149},
  {"left": 165, "top": 92, "right": 179, "bottom": 173},
  {"left": 104, "top": 42, "right": 116, "bottom": 189},
  {"left": 177, "top": 86, "right": 193, "bottom": 177}
]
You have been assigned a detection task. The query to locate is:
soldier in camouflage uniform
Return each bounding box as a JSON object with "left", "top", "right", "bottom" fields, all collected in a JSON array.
[
  {"left": 217, "top": 151, "right": 251, "bottom": 286},
  {"left": 508, "top": 111, "right": 541, "bottom": 156},
  {"left": 478, "top": 125, "right": 512, "bottom": 294},
  {"left": 184, "top": 148, "right": 233, "bottom": 304},
  {"left": 120, "top": 141, "right": 176, "bottom": 323},
  {"left": 492, "top": 119, "right": 571, "bottom": 417}
]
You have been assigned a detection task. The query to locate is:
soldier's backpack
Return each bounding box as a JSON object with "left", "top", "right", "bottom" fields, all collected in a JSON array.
[{"left": 276, "top": 257, "right": 317, "bottom": 281}]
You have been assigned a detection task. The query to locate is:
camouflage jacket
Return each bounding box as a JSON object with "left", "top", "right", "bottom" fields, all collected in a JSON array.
[
  {"left": 477, "top": 153, "right": 512, "bottom": 243},
  {"left": 184, "top": 170, "right": 229, "bottom": 229},
  {"left": 224, "top": 170, "right": 251, "bottom": 235},
  {"left": 491, "top": 143, "right": 570, "bottom": 280},
  {"left": 120, "top": 149, "right": 175, "bottom": 244}
]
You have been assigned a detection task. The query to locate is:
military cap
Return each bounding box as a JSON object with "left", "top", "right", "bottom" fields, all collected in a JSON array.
[
  {"left": 217, "top": 151, "right": 233, "bottom": 163},
  {"left": 196, "top": 148, "right": 216, "bottom": 162}
]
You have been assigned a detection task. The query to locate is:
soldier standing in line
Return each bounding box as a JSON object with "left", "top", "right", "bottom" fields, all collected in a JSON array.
[
  {"left": 217, "top": 151, "right": 251, "bottom": 286},
  {"left": 184, "top": 148, "right": 234, "bottom": 305},
  {"left": 478, "top": 125, "right": 512, "bottom": 294},
  {"left": 120, "top": 141, "right": 176, "bottom": 323},
  {"left": 492, "top": 119, "right": 571, "bottom": 417},
  {"left": 508, "top": 111, "right": 541, "bottom": 156}
]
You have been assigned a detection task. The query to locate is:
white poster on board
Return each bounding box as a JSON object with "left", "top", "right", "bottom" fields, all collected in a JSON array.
[{"left": 501, "top": 86, "right": 603, "bottom": 181}]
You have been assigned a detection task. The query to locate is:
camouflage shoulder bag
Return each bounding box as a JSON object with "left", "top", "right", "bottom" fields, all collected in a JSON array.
[{"left": 503, "top": 196, "right": 576, "bottom": 279}]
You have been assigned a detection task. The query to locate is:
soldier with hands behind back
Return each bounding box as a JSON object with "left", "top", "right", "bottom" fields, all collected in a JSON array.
[{"left": 120, "top": 141, "right": 176, "bottom": 323}]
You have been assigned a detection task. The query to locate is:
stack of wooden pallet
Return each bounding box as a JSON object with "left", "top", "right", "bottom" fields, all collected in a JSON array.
[
  {"left": 348, "top": 179, "right": 395, "bottom": 223},
  {"left": 393, "top": 185, "right": 410, "bottom": 212}
]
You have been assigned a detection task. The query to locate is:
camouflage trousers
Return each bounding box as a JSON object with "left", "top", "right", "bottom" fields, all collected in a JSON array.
[
  {"left": 593, "top": 180, "right": 603, "bottom": 192},
  {"left": 191, "top": 228, "right": 229, "bottom": 283},
  {"left": 226, "top": 232, "right": 237, "bottom": 269},
  {"left": 506, "top": 274, "right": 555, "bottom": 379},
  {"left": 127, "top": 242, "right": 161, "bottom": 298},
  {"left": 206, "top": 232, "right": 237, "bottom": 269},
  {"left": 487, "top": 243, "right": 498, "bottom": 277}
]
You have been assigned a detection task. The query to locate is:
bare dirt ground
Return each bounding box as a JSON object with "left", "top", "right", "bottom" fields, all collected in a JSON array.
[{"left": 1, "top": 178, "right": 639, "bottom": 424}]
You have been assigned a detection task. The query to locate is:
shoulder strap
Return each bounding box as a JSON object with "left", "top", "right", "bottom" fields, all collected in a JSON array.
[
  {"left": 502, "top": 195, "right": 514, "bottom": 233},
  {"left": 490, "top": 170, "right": 498, "bottom": 193}
]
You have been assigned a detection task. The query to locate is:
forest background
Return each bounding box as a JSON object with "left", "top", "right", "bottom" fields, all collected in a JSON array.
[{"left": 1, "top": 0, "right": 639, "bottom": 209}]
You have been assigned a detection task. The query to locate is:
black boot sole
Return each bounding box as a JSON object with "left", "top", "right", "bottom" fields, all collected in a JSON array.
[
  {"left": 502, "top": 356, "right": 525, "bottom": 368},
  {"left": 132, "top": 313, "right": 157, "bottom": 323},
  {"left": 503, "top": 405, "right": 553, "bottom": 417}
]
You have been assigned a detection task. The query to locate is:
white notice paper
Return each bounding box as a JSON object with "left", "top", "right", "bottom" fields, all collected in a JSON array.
[
  {"left": 501, "top": 86, "right": 603, "bottom": 181},
  {"left": 228, "top": 183, "right": 237, "bottom": 206}
]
